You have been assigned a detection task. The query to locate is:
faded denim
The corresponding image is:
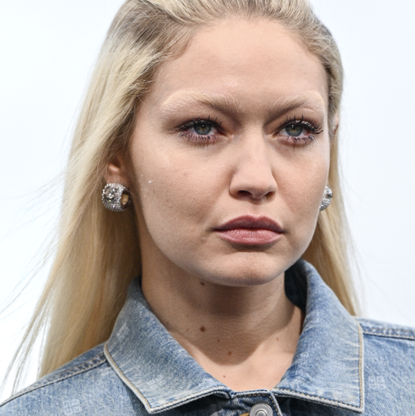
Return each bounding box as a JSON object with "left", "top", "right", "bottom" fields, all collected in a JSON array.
[{"left": 2, "top": 259, "right": 415, "bottom": 415}]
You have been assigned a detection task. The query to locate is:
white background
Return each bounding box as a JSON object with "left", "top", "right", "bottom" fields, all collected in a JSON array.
[{"left": 1, "top": 0, "right": 414, "bottom": 400}]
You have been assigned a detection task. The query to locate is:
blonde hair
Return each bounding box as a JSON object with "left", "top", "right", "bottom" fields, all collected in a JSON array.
[{"left": 10, "top": 0, "right": 358, "bottom": 392}]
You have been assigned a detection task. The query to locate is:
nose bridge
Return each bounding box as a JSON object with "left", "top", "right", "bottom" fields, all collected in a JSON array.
[
  {"left": 239, "top": 134, "right": 270, "bottom": 170},
  {"left": 229, "top": 131, "right": 277, "bottom": 200}
]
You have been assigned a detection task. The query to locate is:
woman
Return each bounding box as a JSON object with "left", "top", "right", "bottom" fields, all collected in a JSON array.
[{"left": 1, "top": 0, "right": 414, "bottom": 414}]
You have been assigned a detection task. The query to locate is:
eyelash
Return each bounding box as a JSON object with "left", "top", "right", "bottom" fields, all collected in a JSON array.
[
  {"left": 279, "top": 116, "right": 323, "bottom": 145},
  {"left": 175, "top": 115, "right": 323, "bottom": 146},
  {"left": 176, "top": 116, "right": 223, "bottom": 144}
]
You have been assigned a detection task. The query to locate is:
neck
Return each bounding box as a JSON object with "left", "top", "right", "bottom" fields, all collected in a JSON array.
[{"left": 141, "top": 255, "right": 304, "bottom": 391}]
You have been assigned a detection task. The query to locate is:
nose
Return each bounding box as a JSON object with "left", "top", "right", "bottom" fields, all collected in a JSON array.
[{"left": 229, "top": 137, "right": 277, "bottom": 201}]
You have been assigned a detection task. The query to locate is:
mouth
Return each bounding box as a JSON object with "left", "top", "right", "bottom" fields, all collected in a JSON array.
[{"left": 213, "top": 215, "right": 284, "bottom": 245}]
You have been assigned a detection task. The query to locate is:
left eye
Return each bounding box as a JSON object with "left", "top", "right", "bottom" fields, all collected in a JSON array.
[
  {"left": 193, "top": 121, "right": 213, "bottom": 136},
  {"left": 284, "top": 124, "right": 304, "bottom": 137},
  {"left": 277, "top": 117, "right": 323, "bottom": 145}
]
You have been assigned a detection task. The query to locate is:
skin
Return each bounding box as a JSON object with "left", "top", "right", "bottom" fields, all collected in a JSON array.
[{"left": 107, "top": 18, "right": 332, "bottom": 391}]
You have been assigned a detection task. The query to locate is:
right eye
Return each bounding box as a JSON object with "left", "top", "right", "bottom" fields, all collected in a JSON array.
[{"left": 176, "top": 117, "right": 223, "bottom": 144}]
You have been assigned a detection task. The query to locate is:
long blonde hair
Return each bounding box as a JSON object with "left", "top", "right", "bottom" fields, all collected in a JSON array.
[{"left": 10, "top": 0, "right": 358, "bottom": 392}]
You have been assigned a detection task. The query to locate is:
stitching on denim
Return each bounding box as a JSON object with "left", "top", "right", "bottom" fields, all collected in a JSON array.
[
  {"left": 104, "top": 343, "right": 151, "bottom": 407},
  {"left": 0, "top": 352, "right": 106, "bottom": 407},
  {"left": 275, "top": 322, "right": 364, "bottom": 412},
  {"left": 106, "top": 344, "right": 283, "bottom": 413},
  {"left": 152, "top": 389, "right": 230, "bottom": 412},
  {"left": 357, "top": 320, "right": 415, "bottom": 335},
  {"left": 360, "top": 327, "right": 415, "bottom": 340},
  {"left": 357, "top": 320, "right": 364, "bottom": 411},
  {"left": 275, "top": 389, "right": 360, "bottom": 410},
  {"left": 362, "top": 331, "right": 415, "bottom": 340},
  {"left": 274, "top": 321, "right": 364, "bottom": 412},
  {"left": 105, "top": 343, "right": 225, "bottom": 411},
  {"left": 106, "top": 341, "right": 229, "bottom": 411},
  {"left": 362, "top": 326, "right": 415, "bottom": 334}
]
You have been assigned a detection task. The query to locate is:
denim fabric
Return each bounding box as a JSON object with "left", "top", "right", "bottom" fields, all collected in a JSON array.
[{"left": 2, "top": 259, "right": 415, "bottom": 415}]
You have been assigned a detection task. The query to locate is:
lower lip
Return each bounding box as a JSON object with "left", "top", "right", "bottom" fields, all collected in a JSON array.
[{"left": 215, "top": 229, "right": 282, "bottom": 245}]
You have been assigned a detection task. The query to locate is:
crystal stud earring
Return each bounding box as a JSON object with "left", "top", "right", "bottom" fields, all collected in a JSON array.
[
  {"left": 319, "top": 185, "right": 333, "bottom": 211},
  {"left": 102, "top": 183, "right": 131, "bottom": 212}
]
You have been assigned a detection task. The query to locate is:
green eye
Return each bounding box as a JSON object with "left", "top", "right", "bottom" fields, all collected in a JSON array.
[
  {"left": 177, "top": 116, "right": 223, "bottom": 144},
  {"left": 285, "top": 124, "right": 303, "bottom": 137},
  {"left": 194, "top": 122, "right": 212, "bottom": 135}
]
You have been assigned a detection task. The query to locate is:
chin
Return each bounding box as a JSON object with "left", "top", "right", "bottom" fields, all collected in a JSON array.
[{"left": 197, "top": 257, "right": 288, "bottom": 287}]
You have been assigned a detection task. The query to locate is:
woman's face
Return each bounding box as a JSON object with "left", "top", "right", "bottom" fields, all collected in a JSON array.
[{"left": 122, "top": 18, "right": 331, "bottom": 287}]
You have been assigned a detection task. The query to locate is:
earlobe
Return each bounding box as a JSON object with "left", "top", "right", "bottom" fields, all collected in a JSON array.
[{"left": 102, "top": 154, "right": 133, "bottom": 212}]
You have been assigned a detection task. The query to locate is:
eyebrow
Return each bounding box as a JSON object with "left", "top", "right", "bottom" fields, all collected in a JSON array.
[
  {"left": 160, "top": 91, "right": 326, "bottom": 120},
  {"left": 160, "top": 91, "right": 243, "bottom": 118}
]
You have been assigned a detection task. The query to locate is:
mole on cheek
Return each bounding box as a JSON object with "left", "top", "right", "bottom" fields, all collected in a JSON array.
[
  {"left": 200, "top": 282, "right": 205, "bottom": 286},
  {"left": 200, "top": 326, "right": 206, "bottom": 332}
]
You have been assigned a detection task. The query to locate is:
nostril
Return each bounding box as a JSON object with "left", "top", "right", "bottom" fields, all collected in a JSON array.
[
  {"left": 229, "top": 161, "right": 278, "bottom": 201},
  {"left": 235, "top": 187, "right": 276, "bottom": 201}
]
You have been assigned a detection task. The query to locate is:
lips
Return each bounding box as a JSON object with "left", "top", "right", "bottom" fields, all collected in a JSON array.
[{"left": 214, "top": 216, "right": 284, "bottom": 245}]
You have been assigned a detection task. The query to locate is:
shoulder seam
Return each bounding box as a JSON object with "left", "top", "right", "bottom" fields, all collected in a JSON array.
[{"left": 1, "top": 352, "right": 107, "bottom": 408}]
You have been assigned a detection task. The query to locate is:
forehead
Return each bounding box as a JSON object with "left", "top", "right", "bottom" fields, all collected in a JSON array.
[{"left": 145, "top": 18, "right": 328, "bottom": 115}]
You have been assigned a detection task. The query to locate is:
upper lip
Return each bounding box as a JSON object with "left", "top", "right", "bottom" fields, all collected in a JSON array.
[{"left": 214, "top": 216, "right": 284, "bottom": 233}]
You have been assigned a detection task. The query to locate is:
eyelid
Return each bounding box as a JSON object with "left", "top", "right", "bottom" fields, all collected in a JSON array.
[
  {"left": 174, "top": 114, "right": 322, "bottom": 146},
  {"left": 275, "top": 115, "right": 323, "bottom": 146},
  {"left": 176, "top": 116, "right": 223, "bottom": 130},
  {"left": 280, "top": 115, "right": 323, "bottom": 135},
  {"left": 175, "top": 116, "right": 224, "bottom": 145},
  {"left": 175, "top": 116, "right": 222, "bottom": 147}
]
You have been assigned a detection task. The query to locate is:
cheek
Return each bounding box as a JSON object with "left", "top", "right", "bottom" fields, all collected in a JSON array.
[
  {"left": 130, "top": 141, "right": 223, "bottom": 241},
  {"left": 277, "top": 147, "right": 330, "bottom": 228},
  {"left": 284, "top": 166, "right": 326, "bottom": 207}
]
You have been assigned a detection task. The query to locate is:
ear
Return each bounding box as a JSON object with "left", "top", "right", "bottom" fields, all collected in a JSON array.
[
  {"left": 104, "top": 153, "right": 131, "bottom": 188},
  {"left": 331, "top": 113, "right": 340, "bottom": 139}
]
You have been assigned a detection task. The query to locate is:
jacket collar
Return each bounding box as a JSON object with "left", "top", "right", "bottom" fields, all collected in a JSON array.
[
  {"left": 274, "top": 260, "right": 364, "bottom": 413},
  {"left": 105, "top": 260, "right": 364, "bottom": 414}
]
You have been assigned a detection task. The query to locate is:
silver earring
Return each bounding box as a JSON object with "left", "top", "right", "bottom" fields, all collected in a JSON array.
[
  {"left": 319, "top": 185, "right": 333, "bottom": 211},
  {"left": 102, "top": 183, "right": 131, "bottom": 212}
]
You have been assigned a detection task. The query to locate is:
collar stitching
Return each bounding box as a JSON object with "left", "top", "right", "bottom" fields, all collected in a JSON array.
[
  {"left": 105, "top": 343, "right": 150, "bottom": 408},
  {"left": 275, "top": 389, "right": 361, "bottom": 410},
  {"left": 105, "top": 343, "right": 229, "bottom": 412},
  {"left": 275, "top": 321, "right": 364, "bottom": 412},
  {"left": 276, "top": 320, "right": 364, "bottom": 412}
]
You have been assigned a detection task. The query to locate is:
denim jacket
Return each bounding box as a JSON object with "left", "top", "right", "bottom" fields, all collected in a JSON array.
[{"left": 2, "top": 260, "right": 415, "bottom": 415}]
